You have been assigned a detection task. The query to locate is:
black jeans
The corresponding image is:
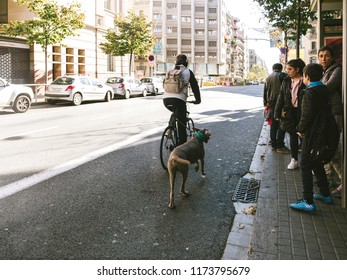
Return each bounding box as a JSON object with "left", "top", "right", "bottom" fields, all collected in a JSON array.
[
  {"left": 300, "top": 138, "right": 330, "bottom": 204},
  {"left": 269, "top": 107, "right": 285, "bottom": 148},
  {"left": 289, "top": 131, "right": 299, "bottom": 160},
  {"left": 163, "top": 98, "right": 187, "bottom": 145}
]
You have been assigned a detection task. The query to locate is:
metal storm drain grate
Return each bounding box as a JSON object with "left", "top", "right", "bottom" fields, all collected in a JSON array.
[{"left": 232, "top": 178, "right": 260, "bottom": 203}]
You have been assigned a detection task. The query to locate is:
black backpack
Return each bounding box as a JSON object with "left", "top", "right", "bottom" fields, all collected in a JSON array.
[{"left": 307, "top": 108, "right": 340, "bottom": 164}]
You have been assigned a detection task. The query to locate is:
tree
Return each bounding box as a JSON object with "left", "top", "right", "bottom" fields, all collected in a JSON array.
[
  {"left": 100, "top": 10, "right": 155, "bottom": 76},
  {"left": 0, "top": 0, "right": 85, "bottom": 84},
  {"left": 253, "top": 0, "right": 315, "bottom": 59},
  {"left": 247, "top": 64, "right": 267, "bottom": 81}
]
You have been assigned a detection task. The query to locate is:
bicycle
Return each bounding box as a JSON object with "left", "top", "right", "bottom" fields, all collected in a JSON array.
[{"left": 160, "top": 101, "right": 195, "bottom": 170}]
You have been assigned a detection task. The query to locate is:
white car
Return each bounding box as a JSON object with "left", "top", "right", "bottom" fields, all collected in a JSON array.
[
  {"left": 45, "top": 75, "right": 113, "bottom": 106},
  {"left": 0, "top": 78, "right": 34, "bottom": 113},
  {"left": 140, "top": 77, "right": 164, "bottom": 95},
  {"left": 105, "top": 77, "right": 148, "bottom": 99}
]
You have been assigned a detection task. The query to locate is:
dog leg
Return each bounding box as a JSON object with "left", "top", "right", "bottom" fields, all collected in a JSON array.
[
  {"left": 180, "top": 167, "right": 189, "bottom": 196},
  {"left": 168, "top": 169, "right": 176, "bottom": 209},
  {"left": 200, "top": 159, "right": 206, "bottom": 177},
  {"left": 194, "top": 162, "right": 199, "bottom": 172}
]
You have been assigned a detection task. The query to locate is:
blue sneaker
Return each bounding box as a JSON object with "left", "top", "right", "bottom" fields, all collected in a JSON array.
[
  {"left": 313, "top": 193, "right": 334, "bottom": 205},
  {"left": 290, "top": 199, "right": 316, "bottom": 212}
]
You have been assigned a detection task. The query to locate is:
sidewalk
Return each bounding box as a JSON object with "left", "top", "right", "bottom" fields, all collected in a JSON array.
[{"left": 223, "top": 122, "right": 347, "bottom": 260}]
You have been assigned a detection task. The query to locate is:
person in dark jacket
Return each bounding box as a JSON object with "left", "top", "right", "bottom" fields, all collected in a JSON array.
[
  {"left": 275, "top": 59, "right": 306, "bottom": 170},
  {"left": 163, "top": 54, "right": 201, "bottom": 145},
  {"left": 318, "top": 46, "right": 343, "bottom": 196},
  {"left": 319, "top": 46, "right": 343, "bottom": 132},
  {"left": 290, "top": 63, "right": 333, "bottom": 212},
  {"left": 263, "top": 63, "right": 288, "bottom": 152}
]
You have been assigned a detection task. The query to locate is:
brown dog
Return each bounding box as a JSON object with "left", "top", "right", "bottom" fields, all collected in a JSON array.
[{"left": 167, "top": 128, "right": 211, "bottom": 208}]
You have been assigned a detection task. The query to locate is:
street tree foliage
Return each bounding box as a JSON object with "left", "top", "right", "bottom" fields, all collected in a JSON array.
[
  {"left": 100, "top": 10, "right": 155, "bottom": 76},
  {"left": 0, "top": 0, "right": 85, "bottom": 83},
  {"left": 247, "top": 64, "right": 267, "bottom": 81},
  {"left": 253, "top": 0, "right": 315, "bottom": 58}
]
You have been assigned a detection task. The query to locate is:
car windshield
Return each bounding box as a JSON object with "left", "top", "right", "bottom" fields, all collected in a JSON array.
[
  {"left": 141, "top": 78, "right": 152, "bottom": 83},
  {"left": 52, "top": 77, "right": 75, "bottom": 85},
  {"left": 107, "top": 77, "right": 123, "bottom": 84}
]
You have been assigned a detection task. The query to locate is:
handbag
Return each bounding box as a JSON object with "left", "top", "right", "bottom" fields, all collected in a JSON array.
[{"left": 264, "top": 106, "right": 271, "bottom": 121}]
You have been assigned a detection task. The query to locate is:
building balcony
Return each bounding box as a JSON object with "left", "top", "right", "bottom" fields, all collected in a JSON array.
[
  {"left": 308, "top": 49, "right": 318, "bottom": 55},
  {"left": 306, "top": 28, "right": 317, "bottom": 40}
]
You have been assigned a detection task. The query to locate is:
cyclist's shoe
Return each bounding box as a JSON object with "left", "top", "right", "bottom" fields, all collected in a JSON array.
[
  {"left": 313, "top": 193, "right": 334, "bottom": 205},
  {"left": 290, "top": 199, "right": 316, "bottom": 212}
]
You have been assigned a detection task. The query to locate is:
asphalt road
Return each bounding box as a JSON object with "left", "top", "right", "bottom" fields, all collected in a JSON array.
[{"left": 0, "top": 85, "right": 264, "bottom": 259}]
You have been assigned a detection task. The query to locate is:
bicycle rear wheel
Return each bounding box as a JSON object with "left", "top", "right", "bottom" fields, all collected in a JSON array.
[
  {"left": 160, "top": 126, "right": 177, "bottom": 170},
  {"left": 186, "top": 117, "right": 195, "bottom": 139}
]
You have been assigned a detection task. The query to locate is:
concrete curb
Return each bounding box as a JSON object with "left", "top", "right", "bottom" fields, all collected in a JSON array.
[{"left": 222, "top": 121, "right": 269, "bottom": 259}]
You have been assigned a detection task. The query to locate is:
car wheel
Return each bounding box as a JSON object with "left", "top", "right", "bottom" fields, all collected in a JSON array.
[
  {"left": 143, "top": 89, "right": 148, "bottom": 97},
  {"left": 105, "top": 91, "right": 112, "bottom": 102},
  {"left": 47, "top": 99, "right": 57, "bottom": 105},
  {"left": 13, "top": 95, "right": 31, "bottom": 113},
  {"left": 154, "top": 88, "right": 159, "bottom": 96},
  {"left": 124, "top": 90, "right": 130, "bottom": 99},
  {"left": 72, "top": 93, "right": 82, "bottom": 106}
]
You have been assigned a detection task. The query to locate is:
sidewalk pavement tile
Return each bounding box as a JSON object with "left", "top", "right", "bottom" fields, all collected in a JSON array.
[{"left": 224, "top": 122, "right": 347, "bottom": 260}]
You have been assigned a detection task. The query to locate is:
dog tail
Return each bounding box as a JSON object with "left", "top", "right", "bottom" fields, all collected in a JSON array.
[{"left": 171, "top": 155, "right": 190, "bottom": 165}]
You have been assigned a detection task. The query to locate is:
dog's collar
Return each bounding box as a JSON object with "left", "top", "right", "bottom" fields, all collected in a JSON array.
[{"left": 196, "top": 131, "right": 205, "bottom": 142}]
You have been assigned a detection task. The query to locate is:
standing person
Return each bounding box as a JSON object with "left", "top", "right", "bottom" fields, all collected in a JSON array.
[
  {"left": 263, "top": 63, "right": 289, "bottom": 152},
  {"left": 275, "top": 59, "right": 306, "bottom": 170},
  {"left": 163, "top": 54, "right": 201, "bottom": 145},
  {"left": 290, "top": 63, "right": 333, "bottom": 212},
  {"left": 318, "top": 46, "right": 343, "bottom": 131},
  {"left": 318, "top": 46, "right": 343, "bottom": 194}
]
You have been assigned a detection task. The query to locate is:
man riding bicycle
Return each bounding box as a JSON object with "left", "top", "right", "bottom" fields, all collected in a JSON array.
[{"left": 163, "top": 54, "right": 201, "bottom": 145}]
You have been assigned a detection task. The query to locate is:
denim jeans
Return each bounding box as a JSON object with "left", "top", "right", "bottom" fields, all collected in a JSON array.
[{"left": 300, "top": 139, "right": 330, "bottom": 204}]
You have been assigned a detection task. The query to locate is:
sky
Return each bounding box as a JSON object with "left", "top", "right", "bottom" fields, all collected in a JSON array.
[{"left": 227, "top": 0, "right": 280, "bottom": 72}]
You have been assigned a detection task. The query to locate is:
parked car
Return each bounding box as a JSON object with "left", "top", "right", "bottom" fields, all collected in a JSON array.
[
  {"left": 140, "top": 77, "right": 164, "bottom": 95},
  {"left": 252, "top": 80, "right": 260, "bottom": 85},
  {"left": 0, "top": 78, "right": 34, "bottom": 113},
  {"left": 45, "top": 75, "right": 113, "bottom": 106},
  {"left": 105, "top": 77, "right": 148, "bottom": 99}
]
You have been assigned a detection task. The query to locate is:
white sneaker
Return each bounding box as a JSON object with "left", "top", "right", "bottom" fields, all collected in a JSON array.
[{"left": 287, "top": 158, "right": 299, "bottom": 170}]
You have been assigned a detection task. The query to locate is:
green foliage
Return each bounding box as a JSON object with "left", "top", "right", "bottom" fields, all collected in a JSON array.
[
  {"left": 1, "top": 0, "right": 85, "bottom": 51},
  {"left": 253, "top": 0, "right": 315, "bottom": 41},
  {"left": 100, "top": 10, "right": 155, "bottom": 75},
  {"left": 0, "top": 0, "right": 85, "bottom": 83},
  {"left": 247, "top": 64, "right": 267, "bottom": 81}
]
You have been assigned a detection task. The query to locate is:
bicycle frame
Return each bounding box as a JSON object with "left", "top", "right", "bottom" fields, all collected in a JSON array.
[{"left": 160, "top": 111, "right": 195, "bottom": 170}]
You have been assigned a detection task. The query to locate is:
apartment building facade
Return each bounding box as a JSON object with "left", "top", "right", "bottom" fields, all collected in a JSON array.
[
  {"left": 134, "top": 0, "right": 245, "bottom": 80},
  {"left": 1, "top": 0, "right": 246, "bottom": 85},
  {"left": 227, "top": 14, "right": 245, "bottom": 81},
  {"left": 0, "top": 0, "right": 135, "bottom": 85}
]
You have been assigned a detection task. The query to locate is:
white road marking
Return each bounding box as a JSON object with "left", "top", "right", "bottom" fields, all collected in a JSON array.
[
  {"left": 0, "top": 125, "right": 165, "bottom": 200},
  {"left": 0, "top": 107, "right": 260, "bottom": 200}
]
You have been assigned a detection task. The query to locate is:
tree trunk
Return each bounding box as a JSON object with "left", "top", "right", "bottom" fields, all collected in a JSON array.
[
  {"left": 129, "top": 51, "right": 133, "bottom": 77},
  {"left": 44, "top": 45, "right": 48, "bottom": 85},
  {"left": 296, "top": 0, "right": 301, "bottom": 59},
  {"left": 284, "top": 32, "right": 288, "bottom": 64}
]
